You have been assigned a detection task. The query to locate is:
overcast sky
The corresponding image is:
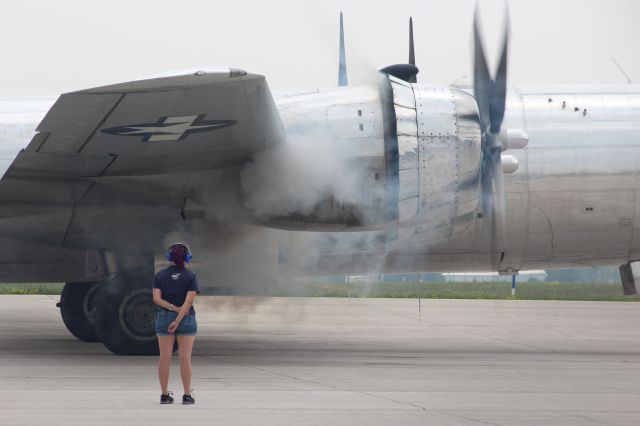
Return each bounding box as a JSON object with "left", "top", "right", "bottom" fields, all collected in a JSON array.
[{"left": 2, "top": 0, "right": 639, "bottom": 96}]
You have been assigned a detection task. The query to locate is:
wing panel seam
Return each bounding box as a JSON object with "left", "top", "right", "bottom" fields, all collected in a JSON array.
[{"left": 76, "top": 93, "right": 126, "bottom": 153}]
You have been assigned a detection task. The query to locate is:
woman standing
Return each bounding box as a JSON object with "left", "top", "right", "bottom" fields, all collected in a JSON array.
[{"left": 152, "top": 242, "right": 200, "bottom": 404}]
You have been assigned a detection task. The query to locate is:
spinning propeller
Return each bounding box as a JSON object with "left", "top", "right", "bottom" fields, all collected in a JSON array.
[
  {"left": 473, "top": 6, "right": 511, "bottom": 262},
  {"left": 338, "top": 7, "right": 513, "bottom": 264}
]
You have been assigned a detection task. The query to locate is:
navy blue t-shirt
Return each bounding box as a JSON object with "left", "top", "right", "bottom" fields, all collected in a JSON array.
[{"left": 152, "top": 265, "right": 200, "bottom": 315}]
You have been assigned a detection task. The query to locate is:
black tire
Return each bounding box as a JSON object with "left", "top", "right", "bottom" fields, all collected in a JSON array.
[
  {"left": 92, "top": 274, "right": 158, "bottom": 356},
  {"left": 59, "top": 282, "right": 102, "bottom": 342}
]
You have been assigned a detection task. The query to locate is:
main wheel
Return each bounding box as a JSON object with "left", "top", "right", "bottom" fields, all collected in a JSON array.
[
  {"left": 92, "top": 273, "right": 158, "bottom": 356},
  {"left": 59, "top": 281, "right": 102, "bottom": 342}
]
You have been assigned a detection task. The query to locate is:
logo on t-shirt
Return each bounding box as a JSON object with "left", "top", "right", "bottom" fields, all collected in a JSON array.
[{"left": 171, "top": 273, "right": 181, "bottom": 280}]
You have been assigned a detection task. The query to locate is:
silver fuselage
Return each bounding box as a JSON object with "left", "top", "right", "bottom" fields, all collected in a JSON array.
[
  {"left": 274, "top": 84, "right": 640, "bottom": 273},
  {"left": 1, "top": 83, "right": 639, "bottom": 275}
]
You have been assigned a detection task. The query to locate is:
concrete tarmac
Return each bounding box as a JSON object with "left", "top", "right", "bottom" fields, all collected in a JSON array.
[{"left": 1, "top": 296, "right": 640, "bottom": 425}]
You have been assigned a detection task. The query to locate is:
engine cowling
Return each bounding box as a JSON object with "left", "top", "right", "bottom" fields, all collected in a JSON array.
[
  {"left": 258, "top": 76, "right": 481, "bottom": 238},
  {"left": 385, "top": 76, "right": 482, "bottom": 242}
]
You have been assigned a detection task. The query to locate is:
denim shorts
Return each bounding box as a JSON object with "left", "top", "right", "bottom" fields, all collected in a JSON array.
[{"left": 155, "top": 310, "right": 197, "bottom": 336}]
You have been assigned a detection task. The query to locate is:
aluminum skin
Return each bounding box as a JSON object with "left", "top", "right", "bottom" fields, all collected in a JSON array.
[{"left": 0, "top": 77, "right": 638, "bottom": 279}]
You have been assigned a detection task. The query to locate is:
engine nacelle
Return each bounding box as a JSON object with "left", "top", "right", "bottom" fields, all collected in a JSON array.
[
  {"left": 386, "top": 76, "right": 482, "bottom": 241},
  {"left": 261, "top": 76, "right": 481, "bottom": 238}
]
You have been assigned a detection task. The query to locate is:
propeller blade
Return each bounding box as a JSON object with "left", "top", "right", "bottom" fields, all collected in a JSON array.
[
  {"left": 490, "top": 148, "right": 507, "bottom": 267},
  {"left": 489, "top": 11, "right": 510, "bottom": 134},
  {"left": 490, "top": 149, "right": 506, "bottom": 236},
  {"left": 379, "top": 17, "right": 419, "bottom": 83},
  {"left": 481, "top": 146, "right": 506, "bottom": 268},
  {"left": 338, "top": 12, "right": 348, "bottom": 87},
  {"left": 473, "top": 8, "right": 491, "bottom": 137},
  {"left": 480, "top": 151, "right": 494, "bottom": 220},
  {"left": 408, "top": 17, "right": 417, "bottom": 83},
  {"left": 472, "top": 4, "right": 511, "bottom": 267}
]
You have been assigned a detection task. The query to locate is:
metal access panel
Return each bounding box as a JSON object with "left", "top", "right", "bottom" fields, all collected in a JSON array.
[
  {"left": 388, "top": 76, "right": 419, "bottom": 222},
  {"left": 415, "top": 86, "right": 457, "bottom": 137},
  {"left": 35, "top": 94, "right": 123, "bottom": 153},
  {"left": 527, "top": 190, "right": 634, "bottom": 262},
  {"left": 409, "top": 85, "right": 481, "bottom": 239}
]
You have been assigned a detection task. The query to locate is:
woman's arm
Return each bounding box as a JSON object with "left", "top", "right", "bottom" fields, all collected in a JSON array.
[
  {"left": 167, "top": 291, "right": 197, "bottom": 333},
  {"left": 174, "top": 291, "right": 197, "bottom": 324},
  {"left": 152, "top": 288, "right": 180, "bottom": 312}
]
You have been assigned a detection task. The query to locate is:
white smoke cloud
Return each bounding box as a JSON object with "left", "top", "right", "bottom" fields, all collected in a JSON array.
[{"left": 239, "top": 133, "right": 368, "bottom": 219}]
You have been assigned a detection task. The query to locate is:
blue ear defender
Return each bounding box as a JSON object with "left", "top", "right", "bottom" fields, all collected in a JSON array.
[{"left": 165, "top": 243, "right": 192, "bottom": 263}]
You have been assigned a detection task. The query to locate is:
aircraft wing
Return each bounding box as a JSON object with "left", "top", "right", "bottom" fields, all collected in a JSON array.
[
  {"left": 17, "top": 68, "right": 284, "bottom": 178},
  {"left": 0, "top": 67, "right": 285, "bottom": 220}
]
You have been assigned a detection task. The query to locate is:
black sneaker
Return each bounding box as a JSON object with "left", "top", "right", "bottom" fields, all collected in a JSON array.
[
  {"left": 182, "top": 391, "right": 195, "bottom": 405},
  {"left": 160, "top": 392, "right": 174, "bottom": 404}
]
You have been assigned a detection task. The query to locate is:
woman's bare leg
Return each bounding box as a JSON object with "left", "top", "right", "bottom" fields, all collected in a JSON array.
[
  {"left": 157, "top": 335, "right": 175, "bottom": 395},
  {"left": 176, "top": 335, "right": 196, "bottom": 394}
]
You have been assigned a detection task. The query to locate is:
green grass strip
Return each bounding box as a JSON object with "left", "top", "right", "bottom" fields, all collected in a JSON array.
[{"left": 2, "top": 281, "right": 639, "bottom": 301}]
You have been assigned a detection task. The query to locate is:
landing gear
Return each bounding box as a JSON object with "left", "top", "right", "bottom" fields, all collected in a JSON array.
[
  {"left": 92, "top": 269, "right": 158, "bottom": 356},
  {"left": 58, "top": 281, "right": 102, "bottom": 342},
  {"left": 620, "top": 262, "right": 638, "bottom": 295}
]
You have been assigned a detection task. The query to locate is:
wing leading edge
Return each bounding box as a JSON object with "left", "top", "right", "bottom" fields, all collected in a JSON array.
[{"left": 20, "top": 68, "right": 285, "bottom": 177}]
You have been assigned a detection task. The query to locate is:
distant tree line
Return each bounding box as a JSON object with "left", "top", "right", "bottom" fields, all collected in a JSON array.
[
  {"left": 314, "top": 268, "right": 621, "bottom": 285},
  {"left": 313, "top": 273, "right": 446, "bottom": 284},
  {"left": 544, "top": 267, "right": 620, "bottom": 284},
  {"left": 382, "top": 273, "right": 445, "bottom": 282}
]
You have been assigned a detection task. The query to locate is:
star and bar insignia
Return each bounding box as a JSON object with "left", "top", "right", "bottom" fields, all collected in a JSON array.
[{"left": 101, "top": 115, "right": 236, "bottom": 142}]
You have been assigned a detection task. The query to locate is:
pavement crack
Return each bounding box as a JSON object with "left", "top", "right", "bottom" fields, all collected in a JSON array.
[
  {"left": 357, "top": 391, "right": 427, "bottom": 410},
  {"left": 439, "top": 411, "right": 503, "bottom": 426},
  {"left": 246, "top": 365, "right": 426, "bottom": 410},
  {"left": 245, "top": 365, "right": 334, "bottom": 390},
  {"left": 563, "top": 411, "right": 615, "bottom": 426},
  {"left": 375, "top": 306, "right": 440, "bottom": 326},
  {"left": 431, "top": 322, "right": 549, "bottom": 352}
]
